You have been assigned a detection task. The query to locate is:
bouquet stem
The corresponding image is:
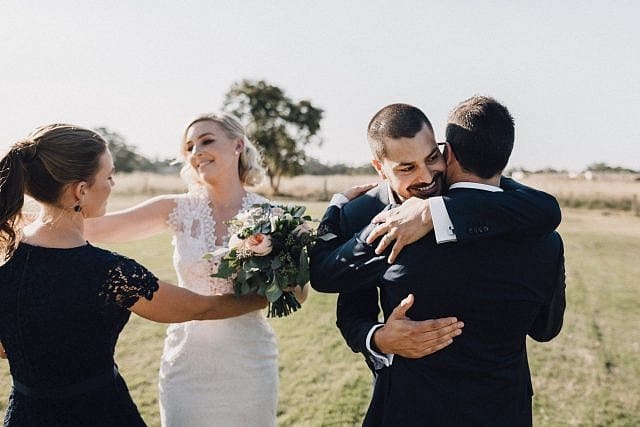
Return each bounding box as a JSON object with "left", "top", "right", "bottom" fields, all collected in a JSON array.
[{"left": 268, "top": 292, "right": 302, "bottom": 318}]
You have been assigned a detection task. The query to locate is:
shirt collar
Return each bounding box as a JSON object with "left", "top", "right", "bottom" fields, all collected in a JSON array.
[
  {"left": 448, "top": 181, "right": 503, "bottom": 192},
  {"left": 386, "top": 182, "right": 402, "bottom": 204}
]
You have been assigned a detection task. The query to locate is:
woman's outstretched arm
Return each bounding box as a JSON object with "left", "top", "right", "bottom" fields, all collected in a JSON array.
[
  {"left": 85, "top": 195, "right": 177, "bottom": 243},
  {"left": 129, "top": 280, "right": 268, "bottom": 323}
]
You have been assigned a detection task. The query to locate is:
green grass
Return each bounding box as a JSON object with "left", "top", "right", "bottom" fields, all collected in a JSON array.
[{"left": 1, "top": 204, "right": 639, "bottom": 426}]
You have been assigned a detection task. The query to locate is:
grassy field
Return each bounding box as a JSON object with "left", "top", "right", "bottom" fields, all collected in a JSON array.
[{"left": 1, "top": 185, "right": 639, "bottom": 425}]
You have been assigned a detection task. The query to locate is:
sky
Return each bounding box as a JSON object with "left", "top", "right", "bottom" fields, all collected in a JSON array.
[{"left": 1, "top": 1, "right": 638, "bottom": 172}]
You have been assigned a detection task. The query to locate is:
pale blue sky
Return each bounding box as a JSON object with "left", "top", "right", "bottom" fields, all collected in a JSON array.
[{"left": 1, "top": 1, "right": 638, "bottom": 171}]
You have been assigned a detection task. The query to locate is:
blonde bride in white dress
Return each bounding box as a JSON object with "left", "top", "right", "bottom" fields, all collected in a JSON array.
[{"left": 86, "top": 112, "right": 307, "bottom": 426}]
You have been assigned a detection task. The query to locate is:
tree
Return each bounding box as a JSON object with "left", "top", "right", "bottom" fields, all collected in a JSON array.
[
  {"left": 222, "top": 79, "right": 323, "bottom": 194},
  {"left": 94, "top": 127, "right": 154, "bottom": 173},
  {"left": 586, "top": 162, "right": 636, "bottom": 174}
]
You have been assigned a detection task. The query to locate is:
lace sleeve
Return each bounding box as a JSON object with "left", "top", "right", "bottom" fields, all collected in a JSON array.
[{"left": 99, "top": 257, "right": 160, "bottom": 309}]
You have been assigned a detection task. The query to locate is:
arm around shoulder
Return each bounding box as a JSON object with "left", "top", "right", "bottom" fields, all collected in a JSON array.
[{"left": 444, "top": 177, "right": 561, "bottom": 241}]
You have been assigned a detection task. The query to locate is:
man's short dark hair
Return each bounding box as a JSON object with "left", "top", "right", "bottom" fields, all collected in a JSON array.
[
  {"left": 367, "top": 103, "right": 433, "bottom": 160},
  {"left": 445, "top": 96, "right": 514, "bottom": 179}
]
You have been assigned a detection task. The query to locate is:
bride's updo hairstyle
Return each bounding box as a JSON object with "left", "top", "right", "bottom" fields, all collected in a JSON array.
[
  {"left": 0, "top": 124, "right": 107, "bottom": 259},
  {"left": 179, "top": 112, "right": 266, "bottom": 187}
]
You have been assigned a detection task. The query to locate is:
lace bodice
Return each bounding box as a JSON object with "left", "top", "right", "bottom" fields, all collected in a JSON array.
[{"left": 166, "top": 189, "right": 268, "bottom": 295}]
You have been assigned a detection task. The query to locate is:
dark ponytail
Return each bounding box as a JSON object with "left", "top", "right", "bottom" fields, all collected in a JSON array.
[{"left": 0, "top": 144, "right": 31, "bottom": 260}]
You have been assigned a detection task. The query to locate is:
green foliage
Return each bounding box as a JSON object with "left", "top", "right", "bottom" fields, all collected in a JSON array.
[
  {"left": 94, "top": 127, "right": 179, "bottom": 174},
  {"left": 210, "top": 203, "right": 315, "bottom": 317},
  {"left": 222, "top": 79, "right": 324, "bottom": 194},
  {"left": 304, "top": 157, "right": 375, "bottom": 175},
  {"left": 586, "top": 162, "right": 637, "bottom": 173}
]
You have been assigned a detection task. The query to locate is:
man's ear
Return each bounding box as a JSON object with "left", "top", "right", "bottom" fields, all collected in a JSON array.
[
  {"left": 444, "top": 144, "right": 456, "bottom": 167},
  {"left": 371, "top": 159, "right": 387, "bottom": 180}
]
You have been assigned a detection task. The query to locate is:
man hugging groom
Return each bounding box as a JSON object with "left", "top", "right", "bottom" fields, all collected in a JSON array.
[{"left": 310, "top": 96, "right": 566, "bottom": 426}]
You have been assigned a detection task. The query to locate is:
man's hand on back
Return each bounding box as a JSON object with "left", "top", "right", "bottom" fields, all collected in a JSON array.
[
  {"left": 373, "top": 294, "right": 463, "bottom": 358},
  {"left": 367, "top": 197, "right": 434, "bottom": 263}
]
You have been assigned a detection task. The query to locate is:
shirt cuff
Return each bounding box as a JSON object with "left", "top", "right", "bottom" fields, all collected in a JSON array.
[
  {"left": 429, "top": 196, "right": 457, "bottom": 243},
  {"left": 366, "top": 324, "right": 394, "bottom": 370},
  {"left": 330, "top": 193, "right": 350, "bottom": 208}
]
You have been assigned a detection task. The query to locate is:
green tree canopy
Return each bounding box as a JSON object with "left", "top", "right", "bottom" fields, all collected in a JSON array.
[
  {"left": 222, "top": 79, "right": 323, "bottom": 194},
  {"left": 586, "top": 162, "right": 636, "bottom": 173},
  {"left": 94, "top": 127, "right": 154, "bottom": 173}
]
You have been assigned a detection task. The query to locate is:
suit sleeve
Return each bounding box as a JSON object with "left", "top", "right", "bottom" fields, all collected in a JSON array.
[
  {"left": 444, "top": 177, "right": 562, "bottom": 241},
  {"left": 529, "top": 237, "right": 566, "bottom": 341},
  {"left": 309, "top": 201, "right": 386, "bottom": 367},
  {"left": 310, "top": 208, "right": 387, "bottom": 293},
  {"left": 309, "top": 204, "right": 347, "bottom": 293},
  {"left": 336, "top": 287, "right": 382, "bottom": 356}
]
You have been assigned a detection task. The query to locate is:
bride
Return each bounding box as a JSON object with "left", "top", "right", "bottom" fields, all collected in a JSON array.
[{"left": 86, "top": 112, "right": 307, "bottom": 426}]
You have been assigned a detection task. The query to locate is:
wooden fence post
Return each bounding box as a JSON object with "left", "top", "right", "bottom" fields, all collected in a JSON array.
[{"left": 323, "top": 178, "right": 329, "bottom": 201}]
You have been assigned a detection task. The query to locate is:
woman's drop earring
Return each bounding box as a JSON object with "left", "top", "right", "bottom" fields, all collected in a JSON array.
[{"left": 73, "top": 204, "right": 82, "bottom": 213}]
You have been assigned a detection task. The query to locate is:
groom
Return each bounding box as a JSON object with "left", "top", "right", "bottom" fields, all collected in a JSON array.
[{"left": 312, "top": 97, "right": 565, "bottom": 426}]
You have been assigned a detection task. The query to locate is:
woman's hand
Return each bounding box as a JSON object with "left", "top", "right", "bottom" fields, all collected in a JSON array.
[
  {"left": 0, "top": 341, "right": 7, "bottom": 359},
  {"left": 284, "top": 285, "right": 310, "bottom": 304}
]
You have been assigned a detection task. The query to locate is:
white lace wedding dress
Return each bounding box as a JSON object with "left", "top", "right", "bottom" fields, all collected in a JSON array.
[{"left": 158, "top": 189, "right": 278, "bottom": 427}]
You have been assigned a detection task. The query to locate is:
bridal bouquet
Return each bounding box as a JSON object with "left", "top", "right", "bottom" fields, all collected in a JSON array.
[{"left": 207, "top": 203, "right": 315, "bottom": 317}]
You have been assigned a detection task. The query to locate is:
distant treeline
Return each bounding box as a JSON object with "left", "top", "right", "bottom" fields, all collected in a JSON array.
[
  {"left": 507, "top": 162, "right": 638, "bottom": 175},
  {"left": 302, "top": 157, "right": 375, "bottom": 175}
]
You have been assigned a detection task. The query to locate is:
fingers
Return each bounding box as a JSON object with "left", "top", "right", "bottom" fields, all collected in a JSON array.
[
  {"left": 388, "top": 294, "right": 414, "bottom": 320},
  {"left": 387, "top": 240, "right": 406, "bottom": 264},
  {"left": 374, "top": 231, "right": 396, "bottom": 254},
  {"left": 411, "top": 335, "right": 456, "bottom": 358},
  {"left": 371, "top": 209, "right": 391, "bottom": 225},
  {"left": 366, "top": 222, "right": 389, "bottom": 245},
  {"left": 343, "top": 182, "right": 378, "bottom": 200},
  {"left": 399, "top": 320, "right": 464, "bottom": 358}
]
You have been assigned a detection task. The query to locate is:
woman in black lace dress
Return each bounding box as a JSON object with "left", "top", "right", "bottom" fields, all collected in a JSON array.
[{"left": 0, "top": 124, "right": 267, "bottom": 426}]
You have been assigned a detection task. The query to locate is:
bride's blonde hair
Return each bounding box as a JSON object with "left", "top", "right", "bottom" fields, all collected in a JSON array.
[{"left": 179, "top": 112, "right": 266, "bottom": 187}]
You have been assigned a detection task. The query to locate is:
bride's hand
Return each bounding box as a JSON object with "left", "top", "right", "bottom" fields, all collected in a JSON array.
[
  {"left": 283, "top": 285, "right": 310, "bottom": 304},
  {"left": 0, "top": 341, "right": 7, "bottom": 359}
]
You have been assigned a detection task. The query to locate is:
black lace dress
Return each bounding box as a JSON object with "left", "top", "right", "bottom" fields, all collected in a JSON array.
[{"left": 0, "top": 242, "right": 159, "bottom": 426}]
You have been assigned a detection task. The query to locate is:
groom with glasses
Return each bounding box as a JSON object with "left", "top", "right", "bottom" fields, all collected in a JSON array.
[{"left": 310, "top": 98, "right": 565, "bottom": 426}]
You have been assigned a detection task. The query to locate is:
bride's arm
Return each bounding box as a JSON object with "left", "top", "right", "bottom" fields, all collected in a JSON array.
[{"left": 85, "top": 195, "right": 178, "bottom": 243}]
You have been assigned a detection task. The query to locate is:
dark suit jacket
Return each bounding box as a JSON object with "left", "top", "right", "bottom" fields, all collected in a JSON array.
[
  {"left": 326, "top": 204, "right": 565, "bottom": 426},
  {"left": 310, "top": 178, "right": 561, "bottom": 355}
]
